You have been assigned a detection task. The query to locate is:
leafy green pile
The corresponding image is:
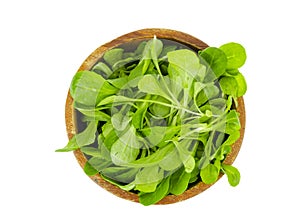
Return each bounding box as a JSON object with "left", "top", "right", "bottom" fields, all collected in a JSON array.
[{"left": 56, "top": 37, "right": 247, "bottom": 206}]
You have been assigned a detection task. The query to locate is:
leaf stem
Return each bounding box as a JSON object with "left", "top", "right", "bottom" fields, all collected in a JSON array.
[
  {"left": 132, "top": 98, "right": 202, "bottom": 117},
  {"left": 151, "top": 36, "right": 183, "bottom": 108}
]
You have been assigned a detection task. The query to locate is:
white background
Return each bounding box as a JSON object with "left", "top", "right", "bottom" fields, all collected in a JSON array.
[{"left": 1, "top": 0, "right": 299, "bottom": 220}]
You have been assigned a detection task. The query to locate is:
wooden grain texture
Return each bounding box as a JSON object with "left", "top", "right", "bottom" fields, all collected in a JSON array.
[{"left": 65, "top": 28, "right": 246, "bottom": 204}]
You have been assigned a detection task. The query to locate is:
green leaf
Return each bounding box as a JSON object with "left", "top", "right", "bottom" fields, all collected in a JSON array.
[
  {"left": 175, "top": 142, "right": 196, "bottom": 173},
  {"left": 110, "top": 128, "right": 141, "bottom": 165},
  {"left": 204, "top": 84, "right": 220, "bottom": 99},
  {"left": 70, "top": 71, "right": 118, "bottom": 107},
  {"left": 112, "top": 57, "right": 135, "bottom": 71},
  {"left": 149, "top": 96, "right": 171, "bottom": 117},
  {"left": 111, "top": 111, "right": 131, "bottom": 131},
  {"left": 220, "top": 73, "right": 246, "bottom": 98},
  {"left": 139, "top": 176, "right": 170, "bottom": 206},
  {"left": 200, "top": 163, "right": 219, "bottom": 184},
  {"left": 88, "top": 156, "right": 112, "bottom": 172},
  {"left": 226, "top": 69, "right": 240, "bottom": 76},
  {"left": 219, "top": 76, "right": 238, "bottom": 97},
  {"left": 97, "top": 95, "right": 133, "bottom": 106},
  {"left": 131, "top": 93, "right": 150, "bottom": 130},
  {"left": 198, "top": 132, "right": 215, "bottom": 169},
  {"left": 103, "top": 129, "right": 119, "bottom": 150},
  {"left": 208, "top": 98, "right": 227, "bottom": 110},
  {"left": 118, "top": 126, "right": 141, "bottom": 148},
  {"left": 222, "top": 145, "right": 232, "bottom": 155},
  {"left": 189, "top": 160, "right": 201, "bottom": 183},
  {"left": 132, "top": 105, "right": 147, "bottom": 129},
  {"left": 107, "top": 77, "right": 129, "bottom": 89},
  {"left": 193, "top": 82, "right": 206, "bottom": 98},
  {"left": 182, "top": 156, "right": 195, "bottom": 173},
  {"left": 138, "top": 75, "right": 171, "bottom": 100},
  {"left": 128, "top": 62, "right": 147, "bottom": 86},
  {"left": 215, "top": 144, "right": 232, "bottom": 161},
  {"left": 80, "top": 146, "right": 102, "bottom": 157},
  {"left": 168, "top": 49, "right": 204, "bottom": 80},
  {"left": 157, "top": 126, "right": 181, "bottom": 148},
  {"left": 134, "top": 41, "right": 147, "bottom": 56},
  {"left": 145, "top": 37, "right": 163, "bottom": 61},
  {"left": 159, "top": 148, "right": 182, "bottom": 171},
  {"left": 226, "top": 110, "right": 241, "bottom": 132},
  {"left": 136, "top": 182, "right": 158, "bottom": 193},
  {"left": 214, "top": 159, "right": 221, "bottom": 171},
  {"left": 97, "top": 135, "right": 112, "bottom": 160},
  {"left": 196, "top": 83, "right": 220, "bottom": 106},
  {"left": 78, "top": 110, "right": 110, "bottom": 122},
  {"left": 74, "top": 121, "right": 98, "bottom": 147},
  {"left": 200, "top": 47, "right": 227, "bottom": 78},
  {"left": 101, "top": 167, "right": 139, "bottom": 183},
  {"left": 214, "top": 132, "right": 226, "bottom": 148},
  {"left": 150, "top": 36, "right": 163, "bottom": 72},
  {"left": 97, "top": 81, "right": 119, "bottom": 101},
  {"left": 135, "top": 165, "right": 163, "bottom": 192},
  {"left": 200, "top": 104, "right": 224, "bottom": 116},
  {"left": 120, "top": 143, "right": 174, "bottom": 168},
  {"left": 141, "top": 126, "right": 167, "bottom": 146},
  {"left": 222, "top": 164, "right": 240, "bottom": 186},
  {"left": 222, "top": 131, "right": 240, "bottom": 146},
  {"left": 83, "top": 162, "right": 98, "bottom": 176},
  {"left": 169, "top": 167, "right": 191, "bottom": 195},
  {"left": 92, "top": 62, "right": 112, "bottom": 77},
  {"left": 162, "top": 70, "right": 182, "bottom": 99},
  {"left": 219, "top": 42, "right": 246, "bottom": 69},
  {"left": 70, "top": 71, "right": 106, "bottom": 106},
  {"left": 101, "top": 122, "right": 113, "bottom": 138},
  {"left": 56, "top": 120, "right": 98, "bottom": 152},
  {"left": 168, "top": 58, "right": 205, "bottom": 97},
  {"left": 234, "top": 72, "right": 247, "bottom": 97},
  {"left": 101, "top": 175, "right": 136, "bottom": 191},
  {"left": 128, "top": 38, "right": 163, "bottom": 84},
  {"left": 55, "top": 136, "right": 79, "bottom": 152},
  {"left": 110, "top": 139, "right": 139, "bottom": 165},
  {"left": 160, "top": 45, "right": 177, "bottom": 58},
  {"left": 103, "top": 48, "right": 124, "bottom": 67}
]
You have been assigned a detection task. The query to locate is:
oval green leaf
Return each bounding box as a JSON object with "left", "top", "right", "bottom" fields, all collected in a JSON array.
[
  {"left": 200, "top": 163, "right": 219, "bottom": 184},
  {"left": 222, "top": 164, "right": 240, "bottom": 187},
  {"left": 219, "top": 42, "right": 246, "bottom": 69},
  {"left": 200, "top": 47, "right": 227, "bottom": 78},
  {"left": 219, "top": 76, "right": 238, "bottom": 97},
  {"left": 83, "top": 162, "right": 98, "bottom": 176},
  {"left": 234, "top": 72, "right": 247, "bottom": 97},
  {"left": 139, "top": 176, "right": 170, "bottom": 206}
]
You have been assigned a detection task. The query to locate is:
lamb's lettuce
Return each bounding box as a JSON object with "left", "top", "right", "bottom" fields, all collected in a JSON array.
[{"left": 57, "top": 37, "right": 247, "bottom": 205}]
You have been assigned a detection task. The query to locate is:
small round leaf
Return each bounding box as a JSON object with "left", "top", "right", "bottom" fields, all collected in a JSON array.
[{"left": 220, "top": 42, "right": 246, "bottom": 69}]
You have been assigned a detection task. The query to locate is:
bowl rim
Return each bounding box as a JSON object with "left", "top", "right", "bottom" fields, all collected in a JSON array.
[{"left": 65, "top": 28, "right": 246, "bottom": 205}]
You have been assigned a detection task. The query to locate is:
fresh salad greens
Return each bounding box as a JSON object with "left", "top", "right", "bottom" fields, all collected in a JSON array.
[{"left": 57, "top": 36, "right": 247, "bottom": 206}]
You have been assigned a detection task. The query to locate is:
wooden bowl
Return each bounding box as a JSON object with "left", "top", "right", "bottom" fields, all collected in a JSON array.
[{"left": 65, "top": 28, "right": 246, "bottom": 204}]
